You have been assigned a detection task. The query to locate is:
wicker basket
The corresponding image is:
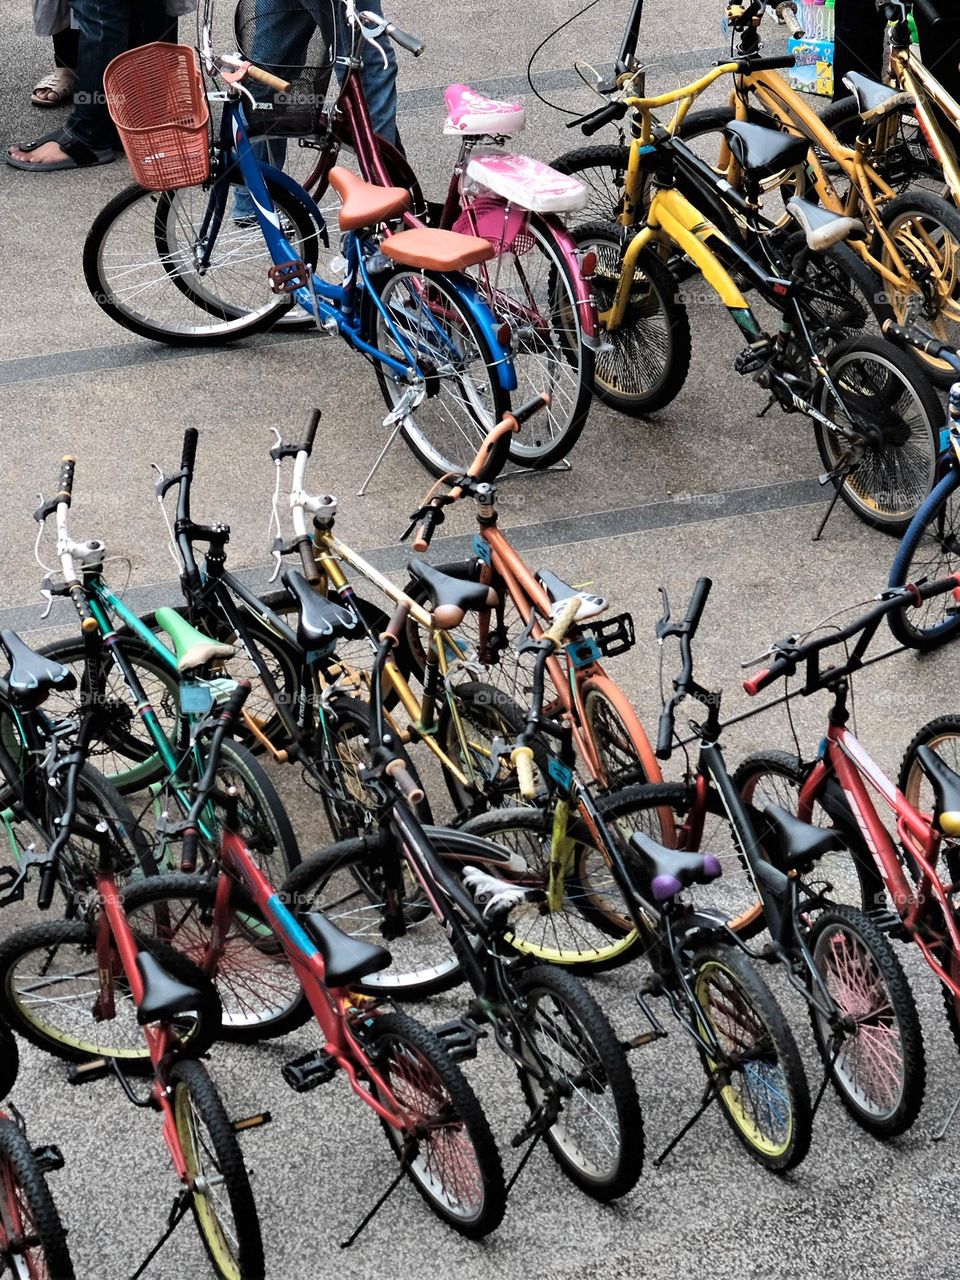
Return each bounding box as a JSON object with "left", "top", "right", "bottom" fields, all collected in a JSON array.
[{"left": 104, "top": 42, "right": 210, "bottom": 190}]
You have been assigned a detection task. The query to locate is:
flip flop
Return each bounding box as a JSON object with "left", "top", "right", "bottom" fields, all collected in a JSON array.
[
  {"left": 31, "top": 68, "right": 77, "bottom": 107},
  {"left": 6, "top": 133, "right": 115, "bottom": 170}
]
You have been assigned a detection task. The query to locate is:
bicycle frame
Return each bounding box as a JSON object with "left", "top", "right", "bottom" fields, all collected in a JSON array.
[{"left": 893, "top": 49, "right": 960, "bottom": 203}]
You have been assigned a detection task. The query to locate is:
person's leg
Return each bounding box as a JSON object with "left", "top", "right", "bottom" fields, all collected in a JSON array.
[
  {"left": 832, "top": 0, "right": 885, "bottom": 100},
  {"left": 52, "top": 26, "right": 79, "bottom": 67},
  {"left": 329, "top": 0, "right": 397, "bottom": 143}
]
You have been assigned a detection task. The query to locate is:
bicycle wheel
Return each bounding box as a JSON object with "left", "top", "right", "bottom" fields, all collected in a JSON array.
[
  {"left": 733, "top": 750, "right": 884, "bottom": 913},
  {"left": 363, "top": 1011, "right": 506, "bottom": 1238},
  {"left": 437, "top": 679, "right": 539, "bottom": 813},
  {"left": 692, "top": 945, "right": 811, "bottom": 1171},
  {"left": 171, "top": 1058, "right": 264, "bottom": 1280},
  {"left": 513, "top": 963, "right": 644, "bottom": 1200},
  {"left": 572, "top": 219, "right": 692, "bottom": 416},
  {"left": 888, "top": 467, "right": 960, "bottom": 649},
  {"left": 473, "top": 213, "right": 593, "bottom": 468},
  {"left": 813, "top": 333, "right": 941, "bottom": 532},
  {"left": 279, "top": 835, "right": 467, "bottom": 1000},
  {"left": 877, "top": 189, "right": 960, "bottom": 387},
  {"left": 806, "top": 904, "right": 925, "bottom": 1137},
  {"left": 0, "top": 919, "right": 220, "bottom": 1071},
  {"left": 580, "top": 675, "right": 660, "bottom": 791},
  {"left": 121, "top": 873, "right": 309, "bottom": 1043},
  {"left": 370, "top": 267, "right": 511, "bottom": 480},
  {"left": 84, "top": 177, "right": 320, "bottom": 345},
  {"left": 549, "top": 144, "right": 631, "bottom": 224},
  {"left": 37, "top": 635, "right": 181, "bottom": 794},
  {"left": 147, "top": 738, "right": 300, "bottom": 882},
  {"left": 0, "top": 1117, "right": 74, "bottom": 1280},
  {"left": 459, "top": 805, "right": 646, "bottom": 971}
]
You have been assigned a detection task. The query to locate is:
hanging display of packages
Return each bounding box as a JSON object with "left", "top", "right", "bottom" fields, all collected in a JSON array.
[{"left": 786, "top": 0, "right": 835, "bottom": 97}]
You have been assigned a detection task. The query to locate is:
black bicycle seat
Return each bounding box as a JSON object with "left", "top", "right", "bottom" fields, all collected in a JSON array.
[{"left": 0, "top": 631, "right": 76, "bottom": 710}]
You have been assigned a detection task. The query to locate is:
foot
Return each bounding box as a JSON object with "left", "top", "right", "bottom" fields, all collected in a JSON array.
[
  {"left": 31, "top": 68, "right": 77, "bottom": 106},
  {"left": 7, "top": 139, "right": 70, "bottom": 165}
]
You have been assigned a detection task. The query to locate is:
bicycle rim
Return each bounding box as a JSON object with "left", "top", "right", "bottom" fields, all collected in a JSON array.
[
  {"left": 174, "top": 1077, "right": 244, "bottom": 1278},
  {"left": 888, "top": 469, "right": 960, "bottom": 644}
]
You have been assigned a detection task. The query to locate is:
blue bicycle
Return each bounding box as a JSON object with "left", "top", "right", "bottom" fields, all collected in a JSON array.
[
  {"left": 85, "top": 1, "right": 518, "bottom": 480},
  {"left": 885, "top": 321, "right": 960, "bottom": 649}
]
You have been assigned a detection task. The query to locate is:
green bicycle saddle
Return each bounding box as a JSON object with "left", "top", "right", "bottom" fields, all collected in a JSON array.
[{"left": 154, "top": 607, "right": 235, "bottom": 674}]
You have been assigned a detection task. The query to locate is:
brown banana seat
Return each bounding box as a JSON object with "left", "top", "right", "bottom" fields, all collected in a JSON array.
[
  {"left": 329, "top": 166, "right": 411, "bottom": 231},
  {"left": 382, "top": 228, "right": 496, "bottom": 272}
]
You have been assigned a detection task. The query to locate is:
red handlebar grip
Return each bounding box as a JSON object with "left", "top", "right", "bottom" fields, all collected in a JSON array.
[{"left": 743, "top": 669, "right": 769, "bottom": 697}]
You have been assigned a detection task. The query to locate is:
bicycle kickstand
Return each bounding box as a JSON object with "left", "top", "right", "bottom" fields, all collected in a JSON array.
[
  {"left": 810, "top": 1038, "right": 843, "bottom": 1121},
  {"left": 127, "top": 1189, "right": 193, "bottom": 1280},
  {"left": 934, "top": 1089, "right": 960, "bottom": 1142},
  {"left": 357, "top": 389, "right": 425, "bottom": 496},
  {"left": 339, "top": 1144, "right": 414, "bottom": 1248},
  {"left": 653, "top": 1078, "right": 720, "bottom": 1168},
  {"left": 812, "top": 470, "right": 849, "bottom": 542}
]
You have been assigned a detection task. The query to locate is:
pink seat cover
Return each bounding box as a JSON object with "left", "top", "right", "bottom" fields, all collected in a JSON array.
[
  {"left": 444, "top": 83, "right": 526, "bottom": 137},
  {"left": 466, "top": 154, "right": 589, "bottom": 215}
]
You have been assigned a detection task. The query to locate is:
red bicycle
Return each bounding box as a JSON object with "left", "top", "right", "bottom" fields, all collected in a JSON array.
[{"left": 121, "top": 681, "right": 508, "bottom": 1240}]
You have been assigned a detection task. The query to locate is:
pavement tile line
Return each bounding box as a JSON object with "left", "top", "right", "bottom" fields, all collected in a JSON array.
[{"left": 0, "top": 473, "right": 822, "bottom": 635}]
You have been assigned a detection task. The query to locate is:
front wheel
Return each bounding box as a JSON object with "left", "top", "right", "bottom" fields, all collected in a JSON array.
[
  {"left": 572, "top": 219, "right": 692, "bottom": 417},
  {"left": 813, "top": 332, "right": 941, "bottom": 532},
  {"left": 807, "top": 904, "right": 925, "bottom": 1137},
  {"left": 692, "top": 945, "right": 812, "bottom": 1171},
  {"left": 171, "top": 1058, "right": 265, "bottom": 1280},
  {"left": 0, "top": 1116, "right": 75, "bottom": 1280},
  {"left": 513, "top": 964, "right": 644, "bottom": 1200},
  {"left": 370, "top": 267, "right": 511, "bottom": 480},
  {"left": 887, "top": 467, "right": 960, "bottom": 649},
  {"left": 580, "top": 676, "right": 660, "bottom": 791},
  {"left": 364, "top": 1011, "right": 506, "bottom": 1237}
]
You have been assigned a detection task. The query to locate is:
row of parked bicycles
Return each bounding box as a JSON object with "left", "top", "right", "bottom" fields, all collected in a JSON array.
[
  {"left": 86, "top": 0, "right": 960, "bottom": 534},
  {"left": 1, "top": 372, "right": 960, "bottom": 1274}
]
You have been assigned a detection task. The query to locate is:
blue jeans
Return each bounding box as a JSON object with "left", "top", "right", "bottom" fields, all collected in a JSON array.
[{"left": 233, "top": 0, "right": 397, "bottom": 218}]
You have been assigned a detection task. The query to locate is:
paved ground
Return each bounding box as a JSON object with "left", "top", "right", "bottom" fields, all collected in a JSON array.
[{"left": 4, "top": 1, "right": 960, "bottom": 1278}]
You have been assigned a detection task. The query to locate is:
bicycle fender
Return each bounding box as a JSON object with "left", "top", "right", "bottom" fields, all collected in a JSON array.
[
  {"left": 442, "top": 274, "right": 518, "bottom": 395},
  {"left": 260, "top": 164, "right": 330, "bottom": 248}
]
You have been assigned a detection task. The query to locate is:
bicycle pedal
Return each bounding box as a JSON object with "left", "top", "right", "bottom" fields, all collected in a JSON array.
[
  {"left": 268, "top": 259, "right": 309, "bottom": 294},
  {"left": 621, "top": 1029, "right": 666, "bottom": 1050},
  {"left": 281, "top": 1050, "right": 339, "bottom": 1093},
  {"left": 67, "top": 1058, "right": 113, "bottom": 1087},
  {"left": 734, "top": 340, "right": 772, "bottom": 376},
  {"left": 231, "top": 1112, "right": 272, "bottom": 1134},
  {"left": 432, "top": 1017, "right": 486, "bottom": 1063},
  {"left": 868, "top": 908, "right": 906, "bottom": 938},
  {"left": 32, "top": 1145, "right": 64, "bottom": 1174}
]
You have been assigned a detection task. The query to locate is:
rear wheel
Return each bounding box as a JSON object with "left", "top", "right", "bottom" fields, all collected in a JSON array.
[
  {"left": 437, "top": 679, "right": 541, "bottom": 813},
  {"left": 0, "top": 1116, "right": 74, "bottom": 1280},
  {"left": 887, "top": 468, "right": 960, "bottom": 649},
  {"left": 813, "top": 333, "right": 940, "bottom": 532},
  {"left": 692, "top": 945, "right": 811, "bottom": 1171},
  {"left": 364, "top": 1011, "right": 506, "bottom": 1237},
  {"left": 370, "top": 267, "right": 511, "bottom": 481},
  {"left": 807, "top": 904, "right": 925, "bottom": 1137},
  {"left": 513, "top": 964, "right": 644, "bottom": 1200},
  {"left": 171, "top": 1058, "right": 264, "bottom": 1280}
]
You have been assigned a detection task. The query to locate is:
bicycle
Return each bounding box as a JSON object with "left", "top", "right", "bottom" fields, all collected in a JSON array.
[
  {"left": 116, "top": 680, "right": 509, "bottom": 1238},
  {"left": 591, "top": 576, "right": 927, "bottom": 1137},
  {"left": 883, "top": 323, "right": 960, "bottom": 647},
  {"left": 33, "top": 456, "right": 300, "bottom": 884},
  {"left": 0, "top": 1018, "right": 75, "bottom": 1280},
  {"left": 217, "top": 0, "right": 600, "bottom": 470},
  {"left": 0, "top": 688, "right": 257, "bottom": 1279},
  {"left": 86, "top": 2, "right": 520, "bottom": 481}
]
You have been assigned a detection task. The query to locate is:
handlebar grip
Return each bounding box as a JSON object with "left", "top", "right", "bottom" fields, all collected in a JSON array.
[
  {"left": 543, "top": 596, "right": 582, "bottom": 648},
  {"left": 883, "top": 319, "right": 960, "bottom": 371},
  {"left": 684, "top": 577, "right": 712, "bottom": 633},
  {"left": 245, "top": 63, "right": 291, "bottom": 92},
  {"left": 412, "top": 507, "right": 442, "bottom": 555},
  {"left": 385, "top": 759, "right": 425, "bottom": 805},
  {"left": 181, "top": 428, "right": 199, "bottom": 474},
  {"left": 511, "top": 746, "right": 536, "bottom": 801},
  {"left": 69, "top": 585, "right": 98, "bottom": 636},
  {"left": 735, "top": 54, "right": 796, "bottom": 71},
  {"left": 181, "top": 828, "right": 199, "bottom": 874},
  {"left": 655, "top": 707, "right": 674, "bottom": 760},
  {"left": 220, "top": 679, "right": 252, "bottom": 730},
  {"left": 775, "top": 2, "right": 805, "bottom": 37},
  {"left": 385, "top": 22, "right": 425, "bottom": 55},
  {"left": 37, "top": 859, "right": 58, "bottom": 910},
  {"left": 511, "top": 394, "right": 551, "bottom": 426},
  {"left": 301, "top": 409, "right": 321, "bottom": 454},
  {"left": 580, "top": 100, "right": 629, "bottom": 137},
  {"left": 57, "top": 456, "right": 76, "bottom": 506},
  {"left": 742, "top": 658, "right": 793, "bottom": 696}
]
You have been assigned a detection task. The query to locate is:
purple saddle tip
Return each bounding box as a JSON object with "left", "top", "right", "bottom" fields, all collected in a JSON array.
[
  {"left": 651, "top": 873, "right": 683, "bottom": 902},
  {"left": 703, "top": 854, "right": 722, "bottom": 880}
]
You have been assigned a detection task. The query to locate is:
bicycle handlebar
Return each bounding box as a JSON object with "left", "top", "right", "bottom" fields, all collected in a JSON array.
[
  {"left": 577, "top": 100, "right": 629, "bottom": 136},
  {"left": 654, "top": 577, "right": 714, "bottom": 759},
  {"left": 34, "top": 456, "right": 99, "bottom": 635},
  {"left": 244, "top": 62, "right": 291, "bottom": 91},
  {"left": 383, "top": 22, "right": 424, "bottom": 55},
  {"left": 883, "top": 320, "right": 960, "bottom": 375}
]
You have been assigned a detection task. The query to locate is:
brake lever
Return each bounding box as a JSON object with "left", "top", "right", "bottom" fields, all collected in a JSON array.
[
  {"left": 655, "top": 586, "right": 671, "bottom": 639},
  {"left": 354, "top": 8, "right": 390, "bottom": 69}
]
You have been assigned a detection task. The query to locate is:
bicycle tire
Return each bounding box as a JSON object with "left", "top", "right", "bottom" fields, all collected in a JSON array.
[
  {"left": 369, "top": 266, "right": 512, "bottom": 481},
  {"left": 513, "top": 963, "right": 644, "bottom": 1200},
  {"left": 887, "top": 466, "right": 960, "bottom": 649},
  {"left": 549, "top": 143, "right": 632, "bottom": 224},
  {"left": 436, "top": 679, "right": 544, "bottom": 813},
  {"left": 896, "top": 714, "right": 960, "bottom": 881},
  {"left": 580, "top": 675, "right": 661, "bottom": 792},
  {"left": 571, "top": 219, "right": 692, "bottom": 416},
  {"left": 363, "top": 1010, "right": 506, "bottom": 1238},
  {"left": 37, "top": 633, "right": 182, "bottom": 794},
  {"left": 813, "top": 332, "right": 941, "bottom": 532},
  {"left": 170, "top": 1058, "right": 265, "bottom": 1280},
  {"left": 0, "top": 1116, "right": 75, "bottom": 1280},
  {"left": 692, "top": 945, "right": 812, "bottom": 1171},
  {"left": 84, "top": 178, "right": 320, "bottom": 345},
  {"left": 0, "top": 919, "right": 221, "bottom": 1070},
  {"left": 121, "top": 872, "right": 310, "bottom": 1043},
  {"left": 875, "top": 189, "right": 960, "bottom": 387},
  {"left": 806, "top": 903, "right": 925, "bottom": 1137}
]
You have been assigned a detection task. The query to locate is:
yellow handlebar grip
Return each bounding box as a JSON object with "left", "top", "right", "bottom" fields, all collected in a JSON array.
[
  {"left": 543, "top": 596, "right": 582, "bottom": 649},
  {"left": 511, "top": 746, "right": 536, "bottom": 801}
]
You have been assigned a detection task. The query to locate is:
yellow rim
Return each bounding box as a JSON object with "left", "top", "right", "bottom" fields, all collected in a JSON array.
[
  {"left": 505, "top": 927, "right": 640, "bottom": 966},
  {"left": 174, "top": 1082, "right": 240, "bottom": 1280},
  {"left": 694, "top": 958, "right": 793, "bottom": 1160}
]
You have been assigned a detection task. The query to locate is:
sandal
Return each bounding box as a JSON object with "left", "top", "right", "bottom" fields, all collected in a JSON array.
[
  {"left": 31, "top": 68, "right": 77, "bottom": 107},
  {"left": 6, "top": 132, "right": 115, "bottom": 171}
]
